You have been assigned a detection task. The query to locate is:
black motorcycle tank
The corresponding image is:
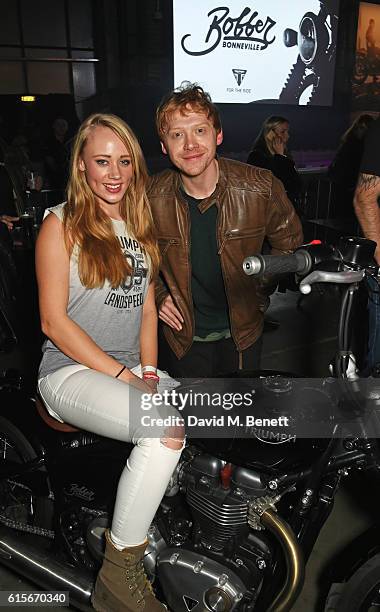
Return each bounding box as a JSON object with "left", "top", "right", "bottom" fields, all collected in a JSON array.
[{"left": 180, "top": 373, "right": 332, "bottom": 475}]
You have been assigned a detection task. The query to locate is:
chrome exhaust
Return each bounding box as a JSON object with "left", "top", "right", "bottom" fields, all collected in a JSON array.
[{"left": 0, "top": 525, "right": 94, "bottom": 611}]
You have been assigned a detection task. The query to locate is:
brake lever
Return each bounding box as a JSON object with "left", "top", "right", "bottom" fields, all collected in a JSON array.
[{"left": 299, "top": 270, "right": 365, "bottom": 294}]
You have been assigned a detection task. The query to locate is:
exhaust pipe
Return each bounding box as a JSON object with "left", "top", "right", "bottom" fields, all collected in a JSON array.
[
  {"left": 0, "top": 525, "right": 94, "bottom": 611},
  {"left": 262, "top": 509, "right": 305, "bottom": 612}
]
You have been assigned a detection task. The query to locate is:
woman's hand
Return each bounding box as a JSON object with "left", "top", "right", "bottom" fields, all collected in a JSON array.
[
  {"left": 118, "top": 368, "right": 155, "bottom": 394},
  {"left": 272, "top": 136, "right": 285, "bottom": 156},
  {"left": 0, "top": 215, "right": 19, "bottom": 231},
  {"left": 144, "top": 377, "right": 158, "bottom": 393}
]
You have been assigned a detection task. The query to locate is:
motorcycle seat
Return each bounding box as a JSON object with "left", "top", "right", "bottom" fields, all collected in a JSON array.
[{"left": 35, "top": 395, "right": 80, "bottom": 433}]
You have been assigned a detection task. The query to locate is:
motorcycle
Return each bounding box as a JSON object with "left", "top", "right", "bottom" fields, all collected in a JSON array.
[{"left": 1, "top": 235, "right": 380, "bottom": 612}]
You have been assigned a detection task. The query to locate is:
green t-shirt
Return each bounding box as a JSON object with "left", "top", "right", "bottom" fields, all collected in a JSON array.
[{"left": 183, "top": 190, "right": 230, "bottom": 341}]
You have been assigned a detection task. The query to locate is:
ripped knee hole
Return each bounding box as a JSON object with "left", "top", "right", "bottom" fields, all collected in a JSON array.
[
  {"left": 161, "top": 424, "right": 185, "bottom": 450},
  {"left": 161, "top": 437, "right": 184, "bottom": 450}
]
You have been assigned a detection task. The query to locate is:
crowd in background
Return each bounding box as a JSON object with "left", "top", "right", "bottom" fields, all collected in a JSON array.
[
  {"left": 0, "top": 106, "right": 378, "bottom": 225},
  {"left": 0, "top": 114, "right": 76, "bottom": 220}
]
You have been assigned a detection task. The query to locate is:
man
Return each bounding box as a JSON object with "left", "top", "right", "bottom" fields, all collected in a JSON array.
[
  {"left": 148, "top": 83, "right": 303, "bottom": 377},
  {"left": 354, "top": 117, "right": 380, "bottom": 371}
]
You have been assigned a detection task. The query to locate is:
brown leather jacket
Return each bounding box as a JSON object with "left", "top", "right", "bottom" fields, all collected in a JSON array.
[{"left": 148, "top": 157, "right": 303, "bottom": 359}]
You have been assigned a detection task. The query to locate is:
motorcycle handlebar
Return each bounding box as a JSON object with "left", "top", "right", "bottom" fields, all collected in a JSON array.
[
  {"left": 243, "top": 238, "right": 378, "bottom": 281},
  {"left": 243, "top": 250, "right": 312, "bottom": 277}
]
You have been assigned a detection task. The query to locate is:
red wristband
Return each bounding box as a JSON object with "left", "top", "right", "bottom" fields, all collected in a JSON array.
[{"left": 143, "top": 372, "right": 160, "bottom": 382}]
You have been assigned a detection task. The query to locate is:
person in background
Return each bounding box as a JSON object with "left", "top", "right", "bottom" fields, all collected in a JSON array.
[
  {"left": 366, "top": 18, "right": 376, "bottom": 52},
  {"left": 247, "top": 115, "right": 302, "bottom": 214},
  {"left": 8, "top": 131, "right": 44, "bottom": 204},
  {"left": 0, "top": 213, "right": 18, "bottom": 257},
  {"left": 148, "top": 84, "right": 303, "bottom": 378},
  {"left": 329, "top": 114, "right": 374, "bottom": 218},
  {"left": 45, "top": 117, "right": 71, "bottom": 190},
  {"left": 26, "top": 124, "right": 46, "bottom": 185},
  {"left": 0, "top": 138, "right": 20, "bottom": 226},
  {"left": 354, "top": 116, "right": 380, "bottom": 373},
  {"left": 36, "top": 113, "right": 184, "bottom": 612}
]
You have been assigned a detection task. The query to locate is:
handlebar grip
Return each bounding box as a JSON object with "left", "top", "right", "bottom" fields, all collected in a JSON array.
[{"left": 243, "top": 250, "right": 311, "bottom": 277}]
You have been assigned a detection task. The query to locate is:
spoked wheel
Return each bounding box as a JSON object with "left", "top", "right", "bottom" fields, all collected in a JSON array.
[
  {"left": 325, "top": 554, "right": 380, "bottom": 611},
  {"left": 0, "top": 416, "right": 52, "bottom": 533}
]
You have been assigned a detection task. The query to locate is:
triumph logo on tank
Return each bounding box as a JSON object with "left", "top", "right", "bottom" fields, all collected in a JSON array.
[
  {"left": 180, "top": 6, "right": 276, "bottom": 56},
  {"left": 183, "top": 596, "right": 199, "bottom": 611}
]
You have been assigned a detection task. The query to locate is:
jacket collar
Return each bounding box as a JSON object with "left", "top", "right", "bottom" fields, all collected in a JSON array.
[{"left": 174, "top": 157, "right": 227, "bottom": 213}]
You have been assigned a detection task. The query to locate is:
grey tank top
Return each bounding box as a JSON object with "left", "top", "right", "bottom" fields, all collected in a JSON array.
[{"left": 38, "top": 203, "right": 150, "bottom": 378}]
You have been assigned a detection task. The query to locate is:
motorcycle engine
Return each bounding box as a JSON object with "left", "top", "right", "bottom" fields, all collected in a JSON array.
[{"left": 154, "top": 451, "right": 274, "bottom": 611}]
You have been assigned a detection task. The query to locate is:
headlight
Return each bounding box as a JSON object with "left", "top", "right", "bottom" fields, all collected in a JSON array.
[{"left": 298, "top": 13, "right": 318, "bottom": 64}]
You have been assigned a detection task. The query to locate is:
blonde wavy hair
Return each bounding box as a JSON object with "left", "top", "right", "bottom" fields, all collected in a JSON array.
[
  {"left": 63, "top": 113, "right": 159, "bottom": 288},
  {"left": 251, "top": 116, "right": 290, "bottom": 157}
]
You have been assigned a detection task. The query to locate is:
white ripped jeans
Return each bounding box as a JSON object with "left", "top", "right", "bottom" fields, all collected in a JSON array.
[{"left": 38, "top": 364, "right": 184, "bottom": 547}]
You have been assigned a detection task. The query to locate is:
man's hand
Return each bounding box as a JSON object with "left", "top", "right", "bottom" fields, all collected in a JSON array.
[{"left": 159, "top": 294, "right": 184, "bottom": 331}]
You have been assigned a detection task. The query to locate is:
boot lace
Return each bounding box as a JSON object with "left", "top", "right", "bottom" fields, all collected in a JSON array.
[{"left": 124, "top": 555, "right": 155, "bottom": 600}]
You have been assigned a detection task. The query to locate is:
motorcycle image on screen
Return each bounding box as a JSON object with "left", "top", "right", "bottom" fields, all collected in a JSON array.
[
  {"left": 279, "top": 0, "right": 339, "bottom": 105},
  {"left": 1, "top": 236, "right": 380, "bottom": 611}
]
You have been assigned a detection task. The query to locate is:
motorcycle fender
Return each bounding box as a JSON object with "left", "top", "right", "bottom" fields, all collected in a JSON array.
[
  {"left": 327, "top": 525, "right": 380, "bottom": 582},
  {"left": 1, "top": 396, "right": 47, "bottom": 458},
  {"left": 0, "top": 398, "right": 50, "bottom": 496},
  {"left": 12, "top": 469, "right": 50, "bottom": 497}
]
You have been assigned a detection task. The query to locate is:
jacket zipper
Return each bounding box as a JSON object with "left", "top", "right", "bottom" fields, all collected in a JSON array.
[
  {"left": 183, "top": 197, "right": 195, "bottom": 342},
  {"left": 218, "top": 229, "right": 239, "bottom": 255},
  {"left": 216, "top": 211, "right": 238, "bottom": 348},
  {"left": 218, "top": 228, "right": 264, "bottom": 255}
]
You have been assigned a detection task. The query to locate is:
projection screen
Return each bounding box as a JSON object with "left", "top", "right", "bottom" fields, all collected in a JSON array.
[{"left": 173, "top": 0, "right": 340, "bottom": 105}]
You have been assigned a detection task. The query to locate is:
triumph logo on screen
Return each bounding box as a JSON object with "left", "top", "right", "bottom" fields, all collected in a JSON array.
[
  {"left": 232, "top": 69, "right": 247, "bottom": 85},
  {"left": 181, "top": 6, "right": 276, "bottom": 56}
]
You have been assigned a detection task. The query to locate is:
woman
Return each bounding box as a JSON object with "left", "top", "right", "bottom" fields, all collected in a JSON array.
[
  {"left": 35, "top": 113, "right": 184, "bottom": 612},
  {"left": 247, "top": 116, "right": 302, "bottom": 211}
]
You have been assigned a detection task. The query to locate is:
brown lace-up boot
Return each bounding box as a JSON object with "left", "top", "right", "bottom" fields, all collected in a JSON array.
[{"left": 91, "top": 530, "right": 166, "bottom": 611}]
